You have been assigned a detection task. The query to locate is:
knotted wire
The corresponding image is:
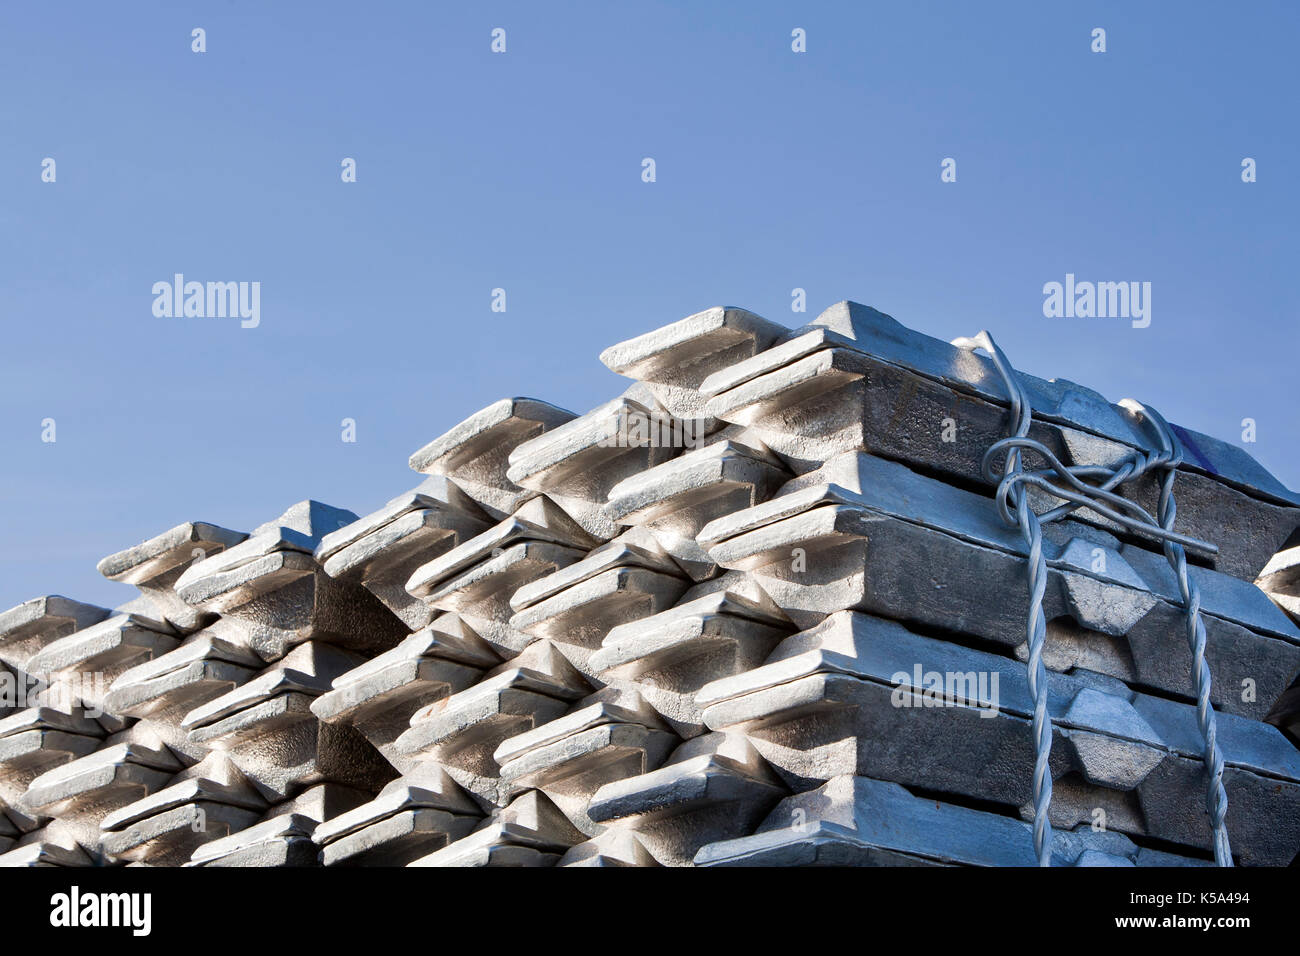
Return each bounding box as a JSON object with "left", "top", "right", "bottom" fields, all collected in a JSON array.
[{"left": 952, "top": 331, "right": 1232, "bottom": 867}]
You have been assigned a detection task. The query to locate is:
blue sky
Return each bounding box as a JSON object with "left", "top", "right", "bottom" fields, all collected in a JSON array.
[{"left": 2, "top": 1, "right": 1297, "bottom": 612}]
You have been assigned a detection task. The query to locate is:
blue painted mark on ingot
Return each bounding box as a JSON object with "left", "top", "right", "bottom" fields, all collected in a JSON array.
[{"left": 1170, "top": 423, "right": 1219, "bottom": 477}]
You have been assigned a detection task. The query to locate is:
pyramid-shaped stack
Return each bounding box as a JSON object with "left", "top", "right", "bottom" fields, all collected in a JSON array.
[{"left": 3, "top": 301, "right": 1299, "bottom": 867}]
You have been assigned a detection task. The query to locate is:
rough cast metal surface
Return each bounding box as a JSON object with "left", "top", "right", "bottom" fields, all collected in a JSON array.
[{"left": 3, "top": 300, "right": 1298, "bottom": 868}]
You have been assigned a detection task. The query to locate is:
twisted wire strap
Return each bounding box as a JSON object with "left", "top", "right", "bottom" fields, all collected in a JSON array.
[{"left": 952, "top": 332, "right": 1232, "bottom": 867}]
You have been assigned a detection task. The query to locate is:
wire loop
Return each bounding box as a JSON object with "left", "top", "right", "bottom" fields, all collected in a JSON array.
[{"left": 954, "top": 331, "right": 1232, "bottom": 867}]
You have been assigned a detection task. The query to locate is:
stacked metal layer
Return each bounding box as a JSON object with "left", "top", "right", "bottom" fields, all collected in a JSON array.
[{"left": 3, "top": 301, "right": 1299, "bottom": 867}]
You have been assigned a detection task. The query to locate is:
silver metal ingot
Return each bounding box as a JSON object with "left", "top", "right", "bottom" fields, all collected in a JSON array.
[
  {"left": 698, "top": 301, "right": 1300, "bottom": 581},
  {"left": 506, "top": 387, "right": 684, "bottom": 541},
  {"left": 175, "top": 501, "right": 408, "bottom": 663},
  {"left": 409, "top": 398, "right": 577, "bottom": 520},
  {"left": 406, "top": 790, "right": 585, "bottom": 868},
  {"left": 97, "top": 522, "right": 248, "bottom": 634},
  {"left": 604, "top": 436, "right": 790, "bottom": 581},
  {"left": 311, "top": 615, "right": 500, "bottom": 774},
  {"left": 699, "top": 451, "right": 1300, "bottom": 722},
  {"left": 599, "top": 306, "right": 787, "bottom": 423},
  {"left": 394, "top": 640, "right": 591, "bottom": 809},
  {"left": 585, "top": 732, "right": 788, "bottom": 867},
  {"left": 312, "top": 771, "right": 482, "bottom": 866},
  {"left": 696, "top": 610, "right": 1300, "bottom": 866},
  {"left": 315, "top": 478, "right": 492, "bottom": 630},
  {"left": 405, "top": 496, "right": 596, "bottom": 657},
  {"left": 696, "top": 776, "right": 1208, "bottom": 867},
  {"left": 0, "top": 596, "right": 110, "bottom": 672},
  {"left": 180, "top": 642, "right": 396, "bottom": 800}
]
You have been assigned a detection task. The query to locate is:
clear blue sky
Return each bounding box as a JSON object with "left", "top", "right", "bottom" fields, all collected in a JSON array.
[{"left": 2, "top": 1, "right": 1297, "bottom": 613}]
